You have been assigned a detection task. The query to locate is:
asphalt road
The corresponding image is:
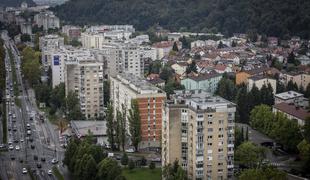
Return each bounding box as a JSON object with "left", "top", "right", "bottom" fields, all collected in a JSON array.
[{"left": 0, "top": 31, "right": 65, "bottom": 180}]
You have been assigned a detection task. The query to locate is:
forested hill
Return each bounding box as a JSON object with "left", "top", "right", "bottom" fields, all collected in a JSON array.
[
  {"left": 0, "top": 0, "right": 35, "bottom": 7},
  {"left": 52, "top": 0, "right": 310, "bottom": 38}
]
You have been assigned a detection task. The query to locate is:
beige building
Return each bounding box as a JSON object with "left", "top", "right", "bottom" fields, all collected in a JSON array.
[
  {"left": 162, "top": 90, "right": 235, "bottom": 180},
  {"left": 110, "top": 73, "right": 166, "bottom": 148},
  {"left": 247, "top": 76, "right": 277, "bottom": 94},
  {"left": 281, "top": 72, "right": 310, "bottom": 90},
  {"left": 64, "top": 57, "right": 104, "bottom": 119}
]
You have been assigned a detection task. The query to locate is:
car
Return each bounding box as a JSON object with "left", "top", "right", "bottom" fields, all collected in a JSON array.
[
  {"left": 30, "top": 144, "right": 35, "bottom": 149},
  {"left": 13, "top": 127, "right": 17, "bottom": 131},
  {"left": 125, "top": 148, "right": 134, "bottom": 153},
  {"left": 20, "top": 139, "right": 24, "bottom": 143},
  {"left": 33, "top": 155, "right": 38, "bottom": 161},
  {"left": 22, "top": 168, "right": 27, "bottom": 174},
  {"left": 14, "top": 139, "right": 18, "bottom": 143},
  {"left": 19, "top": 158, "right": 24, "bottom": 163},
  {"left": 47, "top": 170, "right": 52, "bottom": 175},
  {"left": 27, "top": 130, "right": 31, "bottom": 135},
  {"left": 0, "top": 144, "right": 5, "bottom": 148},
  {"left": 51, "top": 158, "right": 58, "bottom": 164},
  {"left": 15, "top": 145, "right": 20, "bottom": 150},
  {"left": 41, "top": 157, "right": 46, "bottom": 162},
  {"left": 10, "top": 155, "right": 15, "bottom": 160},
  {"left": 36, "top": 163, "right": 42, "bottom": 169},
  {"left": 12, "top": 114, "right": 16, "bottom": 118},
  {"left": 8, "top": 145, "right": 14, "bottom": 150}
]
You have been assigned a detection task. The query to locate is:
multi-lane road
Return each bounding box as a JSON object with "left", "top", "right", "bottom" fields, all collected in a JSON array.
[{"left": 0, "top": 31, "right": 65, "bottom": 180}]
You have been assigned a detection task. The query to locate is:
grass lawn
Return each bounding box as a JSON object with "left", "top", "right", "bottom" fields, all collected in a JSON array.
[{"left": 122, "top": 168, "right": 162, "bottom": 180}]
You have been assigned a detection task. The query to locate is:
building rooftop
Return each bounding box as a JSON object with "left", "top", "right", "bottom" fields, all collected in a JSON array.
[
  {"left": 248, "top": 75, "right": 274, "bottom": 81},
  {"left": 116, "top": 73, "right": 165, "bottom": 95},
  {"left": 70, "top": 120, "right": 106, "bottom": 137},
  {"left": 243, "top": 66, "right": 269, "bottom": 75},
  {"left": 187, "top": 72, "right": 222, "bottom": 82},
  {"left": 273, "top": 102, "right": 310, "bottom": 121},
  {"left": 170, "top": 90, "right": 235, "bottom": 111},
  {"left": 275, "top": 91, "right": 304, "bottom": 100}
]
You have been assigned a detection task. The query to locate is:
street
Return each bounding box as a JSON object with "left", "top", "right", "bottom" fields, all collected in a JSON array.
[{"left": 0, "top": 31, "right": 66, "bottom": 180}]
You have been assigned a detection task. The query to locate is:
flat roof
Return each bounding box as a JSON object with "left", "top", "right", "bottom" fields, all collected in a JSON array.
[
  {"left": 70, "top": 120, "right": 106, "bottom": 137},
  {"left": 273, "top": 102, "right": 310, "bottom": 120},
  {"left": 275, "top": 91, "right": 303, "bottom": 100}
]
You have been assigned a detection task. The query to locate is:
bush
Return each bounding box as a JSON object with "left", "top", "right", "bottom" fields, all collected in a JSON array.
[
  {"left": 149, "top": 161, "right": 155, "bottom": 170},
  {"left": 128, "top": 159, "right": 135, "bottom": 170},
  {"left": 121, "top": 153, "right": 128, "bottom": 166}
]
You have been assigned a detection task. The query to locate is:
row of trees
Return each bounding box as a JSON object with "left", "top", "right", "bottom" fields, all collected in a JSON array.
[
  {"left": 106, "top": 100, "right": 141, "bottom": 152},
  {"left": 0, "top": 38, "right": 7, "bottom": 143},
  {"left": 250, "top": 105, "right": 302, "bottom": 152},
  {"left": 64, "top": 137, "right": 125, "bottom": 180},
  {"left": 20, "top": 46, "right": 41, "bottom": 86},
  {"left": 216, "top": 74, "right": 274, "bottom": 123}
]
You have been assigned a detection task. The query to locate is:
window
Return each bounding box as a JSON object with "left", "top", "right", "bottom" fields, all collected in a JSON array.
[
  {"left": 218, "top": 134, "right": 224, "bottom": 138},
  {"left": 219, "top": 120, "right": 224, "bottom": 124},
  {"left": 208, "top": 121, "right": 212, "bottom": 125},
  {"left": 208, "top": 114, "right": 213, "bottom": 118},
  {"left": 207, "top": 128, "right": 213, "bottom": 132}
]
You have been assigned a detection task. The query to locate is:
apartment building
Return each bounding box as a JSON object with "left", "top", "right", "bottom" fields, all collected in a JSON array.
[
  {"left": 62, "top": 25, "right": 81, "bottom": 40},
  {"left": 162, "top": 90, "right": 235, "bottom": 180},
  {"left": 34, "top": 11, "right": 60, "bottom": 31},
  {"left": 64, "top": 56, "right": 104, "bottom": 119},
  {"left": 110, "top": 73, "right": 166, "bottom": 148},
  {"left": 39, "top": 34, "right": 64, "bottom": 50},
  {"left": 247, "top": 76, "right": 277, "bottom": 94},
  {"left": 281, "top": 72, "right": 310, "bottom": 90},
  {"left": 50, "top": 46, "right": 93, "bottom": 88},
  {"left": 181, "top": 73, "right": 223, "bottom": 94}
]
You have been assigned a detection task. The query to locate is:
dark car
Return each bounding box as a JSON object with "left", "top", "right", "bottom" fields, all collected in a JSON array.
[
  {"left": 34, "top": 155, "right": 38, "bottom": 161},
  {"left": 41, "top": 157, "right": 46, "bottom": 162},
  {"left": 37, "top": 163, "right": 42, "bottom": 169},
  {"left": 10, "top": 155, "right": 15, "bottom": 160},
  {"left": 31, "top": 144, "right": 35, "bottom": 149}
]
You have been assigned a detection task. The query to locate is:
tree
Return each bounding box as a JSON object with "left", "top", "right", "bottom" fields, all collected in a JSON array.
[
  {"left": 236, "top": 85, "right": 249, "bottom": 123},
  {"left": 305, "top": 83, "right": 310, "bottom": 98},
  {"left": 160, "top": 66, "right": 173, "bottom": 82},
  {"left": 172, "top": 42, "right": 179, "bottom": 52},
  {"left": 235, "top": 127, "right": 244, "bottom": 147},
  {"left": 149, "top": 161, "right": 155, "bottom": 170},
  {"left": 215, "top": 76, "right": 236, "bottom": 101},
  {"left": 128, "top": 159, "right": 135, "bottom": 170},
  {"left": 106, "top": 103, "right": 115, "bottom": 150},
  {"left": 260, "top": 83, "right": 274, "bottom": 106},
  {"left": 66, "top": 91, "right": 84, "bottom": 120},
  {"left": 217, "top": 41, "right": 225, "bottom": 49},
  {"left": 163, "top": 160, "right": 187, "bottom": 180},
  {"left": 185, "top": 60, "right": 197, "bottom": 74},
  {"left": 21, "top": 34, "right": 31, "bottom": 42},
  {"left": 97, "top": 158, "right": 122, "bottom": 180},
  {"left": 235, "top": 142, "right": 265, "bottom": 168},
  {"left": 298, "top": 139, "right": 310, "bottom": 173},
  {"left": 128, "top": 99, "right": 141, "bottom": 152},
  {"left": 63, "top": 139, "right": 79, "bottom": 171},
  {"left": 286, "top": 80, "right": 298, "bottom": 91},
  {"left": 245, "top": 127, "right": 249, "bottom": 141},
  {"left": 116, "top": 107, "right": 126, "bottom": 151},
  {"left": 231, "top": 40, "right": 237, "bottom": 47},
  {"left": 121, "top": 153, "right": 129, "bottom": 166},
  {"left": 82, "top": 156, "right": 98, "bottom": 180},
  {"left": 239, "top": 166, "right": 286, "bottom": 180}
]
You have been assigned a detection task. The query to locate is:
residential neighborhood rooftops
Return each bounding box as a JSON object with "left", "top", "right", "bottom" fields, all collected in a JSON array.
[
  {"left": 275, "top": 91, "right": 304, "bottom": 100},
  {"left": 248, "top": 75, "right": 274, "bottom": 81},
  {"left": 273, "top": 102, "right": 310, "bottom": 121},
  {"left": 244, "top": 66, "right": 269, "bottom": 75},
  {"left": 187, "top": 72, "right": 222, "bottom": 82}
]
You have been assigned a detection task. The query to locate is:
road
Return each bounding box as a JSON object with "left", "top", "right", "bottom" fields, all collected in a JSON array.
[{"left": 0, "top": 30, "right": 65, "bottom": 180}]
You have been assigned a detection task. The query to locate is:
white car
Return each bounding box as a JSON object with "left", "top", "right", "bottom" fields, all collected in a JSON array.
[
  {"left": 125, "top": 148, "right": 134, "bottom": 153},
  {"left": 8, "top": 145, "right": 14, "bottom": 150},
  {"left": 20, "top": 139, "right": 24, "bottom": 143},
  {"left": 47, "top": 170, "right": 52, "bottom": 175},
  {"left": 15, "top": 145, "right": 20, "bottom": 150},
  {"left": 22, "top": 168, "right": 27, "bottom": 174},
  {"left": 51, "top": 158, "right": 58, "bottom": 164}
]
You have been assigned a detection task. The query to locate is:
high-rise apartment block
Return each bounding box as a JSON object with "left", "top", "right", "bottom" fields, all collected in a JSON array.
[
  {"left": 110, "top": 73, "right": 166, "bottom": 148},
  {"left": 64, "top": 55, "right": 104, "bottom": 119},
  {"left": 34, "top": 11, "right": 60, "bottom": 31},
  {"left": 162, "top": 90, "right": 235, "bottom": 180}
]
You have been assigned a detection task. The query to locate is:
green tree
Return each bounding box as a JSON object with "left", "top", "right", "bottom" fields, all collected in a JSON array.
[
  {"left": 185, "top": 60, "right": 198, "bottom": 74},
  {"left": 163, "top": 160, "right": 187, "bottom": 180},
  {"left": 235, "top": 142, "right": 265, "bottom": 168},
  {"left": 66, "top": 91, "right": 84, "bottom": 120},
  {"left": 160, "top": 66, "right": 173, "bottom": 82},
  {"left": 97, "top": 158, "right": 122, "bottom": 180},
  {"left": 21, "top": 34, "right": 31, "bottom": 42},
  {"left": 63, "top": 139, "right": 79, "bottom": 171},
  {"left": 215, "top": 76, "right": 236, "bottom": 101},
  {"left": 116, "top": 108, "right": 126, "bottom": 151},
  {"left": 217, "top": 41, "right": 225, "bottom": 49},
  {"left": 128, "top": 99, "right": 141, "bottom": 152},
  {"left": 236, "top": 85, "right": 249, "bottom": 123},
  {"left": 106, "top": 103, "right": 115, "bottom": 150},
  {"left": 235, "top": 127, "right": 244, "bottom": 147},
  {"left": 121, "top": 153, "right": 129, "bottom": 166},
  {"left": 298, "top": 139, "right": 310, "bottom": 173},
  {"left": 239, "top": 167, "right": 286, "bottom": 180},
  {"left": 82, "top": 155, "right": 98, "bottom": 180}
]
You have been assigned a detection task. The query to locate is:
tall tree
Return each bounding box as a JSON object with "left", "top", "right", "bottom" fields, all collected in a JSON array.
[
  {"left": 236, "top": 85, "right": 249, "bottom": 123},
  {"left": 116, "top": 107, "right": 126, "bottom": 151},
  {"left": 128, "top": 99, "right": 141, "bottom": 152},
  {"left": 66, "top": 91, "right": 84, "bottom": 120},
  {"left": 106, "top": 103, "right": 115, "bottom": 150},
  {"left": 235, "top": 142, "right": 265, "bottom": 168},
  {"left": 172, "top": 41, "right": 179, "bottom": 52},
  {"left": 97, "top": 158, "right": 122, "bottom": 180}
]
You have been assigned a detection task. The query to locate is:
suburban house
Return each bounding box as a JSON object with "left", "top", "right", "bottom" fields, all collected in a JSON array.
[
  {"left": 274, "top": 91, "right": 304, "bottom": 104},
  {"left": 273, "top": 103, "right": 310, "bottom": 126},
  {"left": 171, "top": 62, "right": 188, "bottom": 77},
  {"left": 281, "top": 72, "right": 310, "bottom": 90},
  {"left": 247, "top": 76, "right": 277, "bottom": 94},
  {"left": 181, "top": 73, "right": 223, "bottom": 93}
]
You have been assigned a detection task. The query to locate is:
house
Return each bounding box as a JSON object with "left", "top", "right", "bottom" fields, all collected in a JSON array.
[
  {"left": 153, "top": 41, "right": 182, "bottom": 59},
  {"left": 296, "top": 55, "right": 310, "bottom": 65},
  {"left": 70, "top": 120, "right": 107, "bottom": 146},
  {"left": 273, "top": 103, "right": 310, "bottom": 126},
  {"left": 267, "top": 37, "right": 278, "bottom": 47},
  {"left": 171, "top": 62, "right": 188, "bottom": 77},
  {"left": 235, "top": 67, "right": 270, "bottom": 85},
  {"left": 181, "top": 73, "right": 222, "bottom": 93},
  {"left": 148, "top": 78, "right": 165, "bottom": 88},
  {"left": 274, "top": 91, "right": 308, "bottom": 108},
  {"left": 214, "top": 64, "right": 232, "bottom": 73}
]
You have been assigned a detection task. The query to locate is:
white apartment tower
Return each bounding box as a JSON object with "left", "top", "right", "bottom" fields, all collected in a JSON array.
[
  {"left": 162, "top": 90, "right": 235, "bottom": 180},
  {"left": 64, "top": 57, "right": 104, "bottom": 119}
]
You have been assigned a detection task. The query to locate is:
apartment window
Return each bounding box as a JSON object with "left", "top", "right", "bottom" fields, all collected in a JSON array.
[
  {"left": 218, "top": 134, "right": 224, "bottom": 138},
  {"left": 207, "top": 135, "right": 213, "bottom": 139},
  {"left": 218, "top": 163, "right": 223, "bottom": 166},
  {"left": 219, "top": 120, "right": 224, "bottom": 124},
  {"left": 207, "top": 128, "right": 213, "bottom": 132},
  {"left": 219, "top": 128, "right": 223, "bottom": 131},
  {"left": 218, "top": 148, "right": 223, "bottom": 152},
  {"left": 208, "top": 114, "right": 213, "bottom": 118},
  {"left": 218, "top": 169, "right": 223, "bottom": 173},
  {"left": 207, "top": 143, "right": 212, "bottom": 146},
  {"left": 207, "top": 121, "right": 212, "bottom": 125}
]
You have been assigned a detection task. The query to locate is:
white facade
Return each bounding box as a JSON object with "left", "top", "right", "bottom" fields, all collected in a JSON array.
[
  {"left": 34, "top": 11, "right": 60, "bottom": 31},
  {"left": 247, "top": 76, "right": 277, "bottom": 94}
]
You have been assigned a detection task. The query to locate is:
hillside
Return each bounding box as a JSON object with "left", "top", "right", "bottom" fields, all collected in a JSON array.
[
  {"left": 52, "top": 0, "right": 310, "bottom": 38},
  {"left": 0, "top": 0, "right": 35, "bottom": 7}
]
